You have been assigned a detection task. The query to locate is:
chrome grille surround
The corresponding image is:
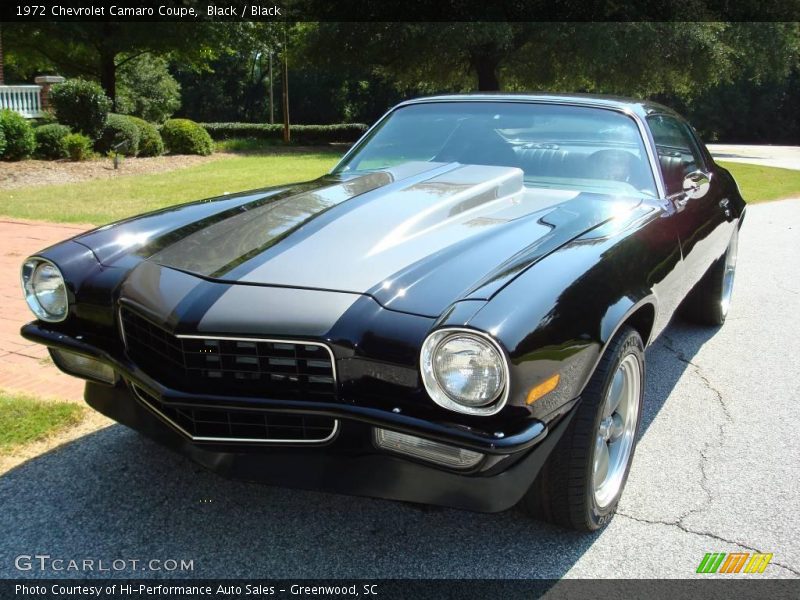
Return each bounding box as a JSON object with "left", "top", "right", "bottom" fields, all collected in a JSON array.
[
  {"left": 131, "top": 384, "right": 339, "bottom": 444},
  {"left": 119, "top": 307, "right": 337, "bottom": 402}
]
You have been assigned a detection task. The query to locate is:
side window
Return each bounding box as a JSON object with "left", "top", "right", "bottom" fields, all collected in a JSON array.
[{"left": 648, "top": 115, "right": 706, "bottom": 196}]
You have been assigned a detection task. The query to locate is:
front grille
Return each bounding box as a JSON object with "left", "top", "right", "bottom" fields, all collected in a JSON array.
[
  {"left": 132, "top": 385, "right": 338, "bottom": 443},
  {"left": 120, "top": 308, "right": 337, "bottom": 401}
]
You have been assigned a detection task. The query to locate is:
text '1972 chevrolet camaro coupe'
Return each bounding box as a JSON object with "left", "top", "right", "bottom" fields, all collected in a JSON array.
[{"left": 20, "top": 95, "right": 744, "bottom": 531}]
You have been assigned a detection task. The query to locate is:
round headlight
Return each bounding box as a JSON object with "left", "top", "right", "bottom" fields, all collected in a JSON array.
[
  {"left": 420, "top": 329, "right": 508, "bottom": 416},
  {"left": 21, "top": 258, "right": 68, "bottom": 322}
]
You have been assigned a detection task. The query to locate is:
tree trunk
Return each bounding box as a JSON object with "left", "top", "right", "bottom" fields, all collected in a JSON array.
[
  {"left": 472, "top": 55, "right": 501, "bottom": 91},
  {"left": 100, "top": 51, "right": 116, "bottom": 109},
  {"left": 268, "top": 52, "right": 274, "bottom": 124},
  {"left": 98, "top": 25, "right": 117, "bottom": 108},
  {"left": 282, "top": 48, "right": 290, "bottom": 143}
]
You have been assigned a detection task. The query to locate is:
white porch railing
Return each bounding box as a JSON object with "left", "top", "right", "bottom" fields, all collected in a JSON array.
[{"left": 0, "top": 85, "right": 44, "bottom": 118}]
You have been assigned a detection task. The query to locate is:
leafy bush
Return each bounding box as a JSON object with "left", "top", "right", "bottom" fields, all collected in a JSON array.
[
  {"left": 50, "top": 79, "right": 112, "bottom": 139},
  {"left": 33, "top": 124, "right": 72, "bottom": 159},
  {"left": 35, "top": 111, "right": 59, "bottom": 125},
  {"left": 161, "top": 119, "right": 213, "bottom": 155},
  {"left": 0, "top": 124, "right": 6, "bottom": 157},
  {"left": 117, "top": 55, "right": 181, "bottom": 124},
  {"left": 201, "top": 122, "right": 368, "bottom": 144},
  {"left": 126, "top": 116, "right": 164, "bottom": 157},
  {"left": 63, "top": 133, "right": 93, "bottom": 161},
  {"left": 95, "top": 114, "right": 140, "bottom": 156},
  {"left": 0, "top": 109, "right": 36, "bottom": 160}
]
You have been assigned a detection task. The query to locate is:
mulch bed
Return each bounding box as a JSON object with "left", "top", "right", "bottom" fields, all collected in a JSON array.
[{"left": 0, "top": 154, "right": 222, "bottom": 190}]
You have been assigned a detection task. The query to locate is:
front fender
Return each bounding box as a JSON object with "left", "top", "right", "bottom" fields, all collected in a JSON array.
[{"left": 467, "top": 215, "right": 669, "bottom": 423}]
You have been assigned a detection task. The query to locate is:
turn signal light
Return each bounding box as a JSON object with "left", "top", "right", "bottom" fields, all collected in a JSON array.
[
  {"left": 373, "top": 428, "right": 484, "bottom": 469},
  {"left": 526, "top": 373, "right": 560, "bottom": 405},
  {"left": 50, "top": 348, "right": 116, "bottom": 385}
]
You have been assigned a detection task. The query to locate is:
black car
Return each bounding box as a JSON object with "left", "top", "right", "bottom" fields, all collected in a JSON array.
[{"left": 20, "top": 94, "right": 744, "bottom": 531}]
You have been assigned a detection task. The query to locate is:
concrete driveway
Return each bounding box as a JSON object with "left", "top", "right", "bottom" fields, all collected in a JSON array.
[
  {"left": 708, "top": 144, "right": 800, "bottom": 170},
  {"left": 1, "top": 199, "right": 798, "bottom": 579}
]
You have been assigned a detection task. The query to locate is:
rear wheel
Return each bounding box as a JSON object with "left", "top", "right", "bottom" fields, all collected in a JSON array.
[
  {"left": 682, "top": 229, "right": 739, "bottom": 326},
  {"left": 521, "top": 326, "right": 644, "bottom": 531}
]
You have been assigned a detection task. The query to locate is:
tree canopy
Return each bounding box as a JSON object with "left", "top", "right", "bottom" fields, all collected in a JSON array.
[
  {"left": 300, "top": 22, "right": 800, "bottom": 96},
  {"left": 4, "top": 23, "right": 233, "bottom": 107},
  {"left": 3, "top": 21, "right": 799, "bottom": 142}
]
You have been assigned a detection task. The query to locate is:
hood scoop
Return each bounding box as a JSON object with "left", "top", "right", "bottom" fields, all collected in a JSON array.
[{"left": 142, "top": 161, "right": 596, "bottom": 317}]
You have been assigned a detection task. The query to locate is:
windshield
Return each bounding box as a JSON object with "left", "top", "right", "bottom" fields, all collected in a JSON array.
[{"left": 335, "top": 102, "right": 658, "bottom": 197}]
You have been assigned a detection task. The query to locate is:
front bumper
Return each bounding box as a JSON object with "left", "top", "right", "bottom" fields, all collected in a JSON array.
[{"left": 23, "top": 322, "right": 576, "bottom": 512}]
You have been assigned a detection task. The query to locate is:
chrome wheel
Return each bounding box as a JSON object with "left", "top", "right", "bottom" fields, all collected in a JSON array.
[
  {"left": 720, "top": 231, "right": 738, "bottom": 317},
  {"left": 592, "top": 353, "right": 641, "bottom": 508}
]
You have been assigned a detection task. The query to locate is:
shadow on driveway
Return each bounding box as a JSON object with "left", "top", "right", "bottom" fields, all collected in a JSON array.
[{"left": 0, "top": 321, "right": 717, "bottom": 579}]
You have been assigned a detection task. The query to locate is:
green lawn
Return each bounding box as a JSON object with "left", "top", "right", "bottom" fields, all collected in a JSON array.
[
  {"left": 717, "top": 161, "right": 800, "bottom": 204},
  {"left": 0, "top": 153, "right": 795, "bottom": 226},
  {"left": 0, "top": 151, "right": 340, "bottom": 225},
  {"left": 0, "top": 391, "right": 85, "bottom": 454}
]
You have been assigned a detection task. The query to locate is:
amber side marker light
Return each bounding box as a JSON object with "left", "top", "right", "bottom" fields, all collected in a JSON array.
[{"left": 526, "top": 373, "right": 560, "bottom": 405}]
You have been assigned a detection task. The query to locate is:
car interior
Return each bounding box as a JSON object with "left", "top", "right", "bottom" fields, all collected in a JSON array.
[
  {"left": 340, "top": 104, "right": 667, "bottom": 197},
  {"left": 431, "top": 119, "right": 657, "bottom": 195}
]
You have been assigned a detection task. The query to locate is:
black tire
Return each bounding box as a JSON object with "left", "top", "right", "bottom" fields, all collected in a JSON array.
[
  {"left": 520, "top": 326, "right": 645, "bottom": 531},
  {"left": 682, "top": 229, "right": 739, "bottom": 326}
]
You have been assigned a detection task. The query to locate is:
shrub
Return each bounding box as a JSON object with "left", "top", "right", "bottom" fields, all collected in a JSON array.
[
  {"left": 35, "top": 111, "right": 59, "bottom": 125},
  {"left": 95, "top": 114, "right": 140, "bottom": 156},
  {"left": 126, "top": 116, "right": 164, "bottom": 157},
  {"left": 50, "top": 79, "right": 112, "bottom": 139},
  {"left": 0, "top": 124, "right": 6, "bottom": 157},
  {"left": 161, "top": 118, "right": 213, "bottom": 155},
  {"left": 34, "top": 124, "right": 72, "bottom": 159},
  {"left": 63, "top": 133, "right": 93, "bottom": 161},
  {"left": 201, "top": 122, "right": 368, "bottom": 144},
  {"left": 117, "top": 55, "right": 181, "bottom": 123},
  {"left": 0, "top": 109, "right": 36, "bottom": 160}
]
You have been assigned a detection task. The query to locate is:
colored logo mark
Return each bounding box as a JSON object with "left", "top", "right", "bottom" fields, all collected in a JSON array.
[{"left": 696, "top": 552, "right": 773, "bottom": 574}]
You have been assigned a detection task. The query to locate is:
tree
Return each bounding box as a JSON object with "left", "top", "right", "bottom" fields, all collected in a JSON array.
[
  {"left": 173, "top": 23, "right": 283, "bottom": 122},
  {"left": 3, "top": 23, "right": 230, "bottom": 108},
  {"left": 117, "top": 55, "right": 181, "bottom": 123},
  {"left": 300, "top": 22, "right": 799, "bottom": 97}
]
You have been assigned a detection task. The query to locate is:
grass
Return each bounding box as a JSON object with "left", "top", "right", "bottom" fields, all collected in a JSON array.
[
  {"left": 717, "top": 161, "right": 800, "bottom": 204},
  {"left": 0, "top": 151, "right": 795, "bottom": 226},
  {"left": 216, "top": 138, "right": 284, "bottom": 153},
  {"left": 0, "top": 151, "right": 341, "bottom": 225},
  {"left": 0, "top": 390, "right": 84, "bottom": 454}
]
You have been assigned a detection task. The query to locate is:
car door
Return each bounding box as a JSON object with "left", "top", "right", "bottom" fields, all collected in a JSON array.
[{"left": 647, "top": 114, "right": 734, "bottom": 298}]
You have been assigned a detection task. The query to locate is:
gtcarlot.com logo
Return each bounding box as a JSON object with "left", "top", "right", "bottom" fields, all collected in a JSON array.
[
  {"left": 14, "top": 554, "right": 194, "bottom": 573},
  {"left": 697, "top": 552, "right": 772, "bottom": 574}
]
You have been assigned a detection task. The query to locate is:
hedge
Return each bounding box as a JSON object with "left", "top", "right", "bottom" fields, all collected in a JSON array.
[
  {"left": 127, "top": 116, "right": 164, "bottom": 157},
  {"left": 50, "top": 79, "right": 111, "bottom": 140},
  {"left": 0, "top": 109, "right": 36, "bottom": 160},
  {"left": 95, "top": 114, "right": 140, "bottom": 156},
  {"left": 34, "top": 123, "right": 72, "bottom": 159},
  {"left": 161, "top": 118, "right": 214, "bottom": 155},
  {"left": 63, "top": 133, "right": 93, "bottom": 161},
  {"left": 201, "top": 123, "right": 368, "bottom": 144}
]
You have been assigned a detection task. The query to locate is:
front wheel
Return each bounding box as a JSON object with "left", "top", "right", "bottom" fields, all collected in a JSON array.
[{"left": 521, "top": 326, "right": 645, "bottom": 531}]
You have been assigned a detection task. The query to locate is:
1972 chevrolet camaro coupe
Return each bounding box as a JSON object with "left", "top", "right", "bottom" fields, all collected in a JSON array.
[{"left": 20, "top": 95, "right": 744, "bottom": 530}]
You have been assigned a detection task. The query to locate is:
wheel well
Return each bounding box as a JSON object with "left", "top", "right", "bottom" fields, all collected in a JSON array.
[{"left": 624, "top": 303, "right": 656, "bottom": 346}]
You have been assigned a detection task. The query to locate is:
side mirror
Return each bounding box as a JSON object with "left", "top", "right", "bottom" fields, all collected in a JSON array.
[{"left": 682, "top": 170, "right": 711, "bottom": 200}]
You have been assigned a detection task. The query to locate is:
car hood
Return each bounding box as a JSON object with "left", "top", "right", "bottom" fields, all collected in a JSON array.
[{"left": 78, "top": 161, "right": 643, "bottom": 318}]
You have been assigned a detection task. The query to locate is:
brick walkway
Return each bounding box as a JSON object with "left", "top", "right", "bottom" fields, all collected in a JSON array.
[{"left": 0, "top": 219, "right": 92, "bottom": 401}]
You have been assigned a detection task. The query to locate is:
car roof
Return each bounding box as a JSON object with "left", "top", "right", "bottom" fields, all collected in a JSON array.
[{"left": 396, "top": 93, "right": 681, "bottom": 119}]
